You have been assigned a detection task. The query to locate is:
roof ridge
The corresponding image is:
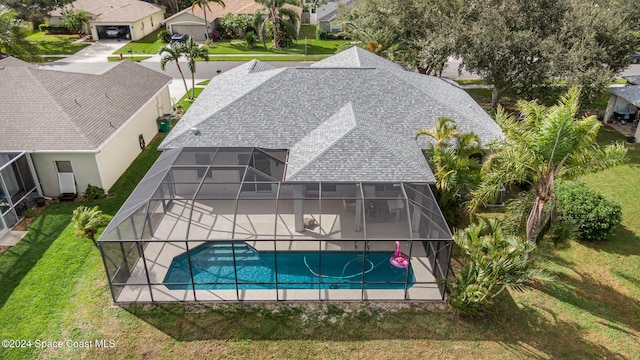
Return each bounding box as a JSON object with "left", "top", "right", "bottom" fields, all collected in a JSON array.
[
  {"left": 27, "top": 68, "right": 92, "bottom": 147},
  {"left": 285, "top": 103, "right": 357, "bottom": 180}
]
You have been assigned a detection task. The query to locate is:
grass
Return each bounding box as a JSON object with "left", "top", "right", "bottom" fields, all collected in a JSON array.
[
  {"left": 112, "top": 28, "right": 167, "bottom": 55},
  {"left": 25, "top": 31, "right": 89, "bottom": 55},
  {"left": 175, "top": 88, "right": 205, "bottom": 112},
  {"left": 207, "top": 39, "right": 346, "bottom": 55},
  {"left": 107, "top": 56, "right": 152, "bottom": 62},
  {"left": 0, "top": 93, "right": 638, "bottom": 359},
  {"left": 206, "top": 55, "right": 329, "bottom": 61}
]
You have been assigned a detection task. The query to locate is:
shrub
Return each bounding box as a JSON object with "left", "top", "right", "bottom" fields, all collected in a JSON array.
[
  {"left": 316, "top": 28, "right": 328, "bottom": 40},
  {"left": 38, "top": 24, "right": 70, "bottom": 34},
  {"left": 443, "top": 220, "right": 553, "bottom": 316},
  {"left": 158, "top": 29, "right": 171, "bottom": 43},
  {"left": 555, "top": 182, "right": 622, "bottom": 241},
  {"left": 25, "top": 209, "right": 37, "bottom": 218},
  {"left": 84, "top": 184, "right": 106, "bottom": 200},
  {"left": 244, "top": 31, "right": 257, "bottom": 48},
  {"left": 209, "top": 29, "right": 220, "bottom": 41}
]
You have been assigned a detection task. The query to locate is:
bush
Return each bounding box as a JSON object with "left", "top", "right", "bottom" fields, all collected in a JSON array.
[
  {"left": 316, "top": 28, "right": 328, "bottom": 40},
  {"left": 244, "top": 31, "right": 257, "bottom": 48},
  {"left": 209, "top": 29, "right": 220, "bottom": 41},
  {"left": 84, "top": 184, "right": 106, "bottom": 200},
  {"left": 158, "top": 29, "right": 171, "bottom": 43},
  {"left": 555, "top": 182, "right": 622, "bottom": 241},
  {"left": 38, "top": 24, "right": 70, "bottom": 34},
  {"left": 444, "top": 220, "right": 552, "bottom": 316},
  {"left": 25, "top": 209, "right": 37, "bottom": 218}
]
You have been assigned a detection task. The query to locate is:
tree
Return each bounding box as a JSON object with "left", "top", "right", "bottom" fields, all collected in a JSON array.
[
  {"left": 444, "top": 219, "right": 553, "bottom": 316},
  {"left": 0, "top": 6, "right": 40, "bottom": 61},
  {"left": 336, "top": 0, "right": 462, "bottom": 75},
  {"left": 1, "top": 0, "right": 73, "bottom": 28},
  {"left": 554, "top": 0, "right": 639, "bottom": 106},
  {"left": 337, "top": 21, "right": 395, "bottom": 56},
  {"left": 72, "top": 206, "right": 111, "bottom": 248},
  {"left": 60, "top": 8, "right": 89, "bottom": 35},
  {"left": 253, "top": 0, "right": 299, "bottom": 48},
  {"left": 181, "top": 37, "right": 209, "bottom": 99},
  {"left": 457, "top": 0, "right": 639, "bottom": 108},
  {"left": 468, "top": 87, "right": 627, "bottom": 244},
  {"left": 456, "top": 0, "right": 567, "bottom": 108},
  {"left": 191, "top": 0, "right": 225, "bottom": 39},
  {"left": 416, "top": 117, "right": 483, "bottom": 225},
  {"left": 159, "top": 43, "right": 190, "bottom": 101}
]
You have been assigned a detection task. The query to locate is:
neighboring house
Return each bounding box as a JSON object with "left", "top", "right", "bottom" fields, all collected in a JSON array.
[
  {"left": 164, "top": 0, "right": 302, "bottom": 41},
  {"left": 98, "top": 47, "right": 503, "bottom": 304},
  {"left": 0, "top": 57, "right": 172, "bottom": 239},
  {"left": 604, "top": 82, "right": 640, "bottom": 142},
  {"left": 311, "top": 0, "right": 354, "bottom": 33},
  {"left": 48, "top": 0, "right": 165, "bottom": 40}
]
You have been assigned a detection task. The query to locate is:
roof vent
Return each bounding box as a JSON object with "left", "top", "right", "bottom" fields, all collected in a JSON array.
[{"left": 190, "top": 127, "right": 201, "bottom": 136}]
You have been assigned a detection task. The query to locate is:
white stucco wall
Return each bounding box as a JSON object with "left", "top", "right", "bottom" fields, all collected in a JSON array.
[
  {"left": 129, "top": 10, "right": 165, "bottom": 40},
  {"left": 96, "top": 87, "right": 172, "bottom": 192},
  {"left": 31, "top": 152, "right": 101, "bottom": 197}
]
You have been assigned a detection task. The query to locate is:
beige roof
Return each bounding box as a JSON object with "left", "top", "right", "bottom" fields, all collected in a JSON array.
[
  {"left": 167, "top": 0, "right": 301, "bottom": 23},
  {"left": 0, "top": 60, "right": 171, "bottom": 152},
  {"left": 50, "top": 0, "right": 164, "bottom": 23}
]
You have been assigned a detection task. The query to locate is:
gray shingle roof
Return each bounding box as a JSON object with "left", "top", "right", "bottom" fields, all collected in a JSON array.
[
  {"left": 0, "top": 57, "right": 36, "bottom": 68},
  {"left": 0, "top": 61, "right": 171, "bottom": 151},
  {"left": 623, "top": 75, "right": 640, "bottom": 85},
  {"left": 316, "top": 0, "right": 355, "bottom": 22},
  {"left": 160, "top": 47, "right": 503, "bottom": 183},
  {"left": 609, "top": 85, "right": 640, "bottom": 107}
]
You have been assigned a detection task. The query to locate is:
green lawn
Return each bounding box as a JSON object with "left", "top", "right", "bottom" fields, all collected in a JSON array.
[
  {"left": 107, "top": 56, "right": 152, "bottom": 62},
  {"left": 207, "top": 55, "right": 329, "bottom": 61},
  {"left": 0, "top": 95, "right": 638, "bottom": 359},
  {"left": 112, "top": 28, "right": 167, "bottom": 55},
  {"left": 207, "top": 39, "right": 346, "bottom": 55},
  {"left": 25, "top": 31, "right": 89, "bottom": 55}
]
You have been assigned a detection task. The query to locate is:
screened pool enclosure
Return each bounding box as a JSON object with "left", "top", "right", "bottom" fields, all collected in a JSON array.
[{"left": 99, "top": 147, "right": 453, "bottom": 302}]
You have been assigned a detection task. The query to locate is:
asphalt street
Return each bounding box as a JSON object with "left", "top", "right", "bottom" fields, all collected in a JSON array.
[{"left": 40, "top": 40, "right": 640, "bottom": 100}]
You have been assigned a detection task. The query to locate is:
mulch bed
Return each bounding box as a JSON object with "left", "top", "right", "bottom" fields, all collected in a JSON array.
[{"left": 13, "top": 198, "right": 57, "bottom": 231}]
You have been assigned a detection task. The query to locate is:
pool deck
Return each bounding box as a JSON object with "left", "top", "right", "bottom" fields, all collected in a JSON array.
[
  {"left": 113, "top": 198, "right": 447, "bottom": 302},
  {"left": 116, "top": 239, "right": 443, "bottom": 302}
]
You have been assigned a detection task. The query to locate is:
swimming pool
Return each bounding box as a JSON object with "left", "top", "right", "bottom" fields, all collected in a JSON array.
[{"left": 163, "top": 242, "right": 415, "bottom": 290}]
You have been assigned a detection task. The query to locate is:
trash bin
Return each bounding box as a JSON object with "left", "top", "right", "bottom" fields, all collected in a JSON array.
[{"left": 156, "top": 117, "right": 170, "bottom": 132}]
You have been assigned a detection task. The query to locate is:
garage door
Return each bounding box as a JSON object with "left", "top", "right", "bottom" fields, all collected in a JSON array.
[
  {"left": 171, "top": 25, "right": 207, "bottom": 41},
  {"left": 96, "top": 25, "right": 131, "bottom": 40}
]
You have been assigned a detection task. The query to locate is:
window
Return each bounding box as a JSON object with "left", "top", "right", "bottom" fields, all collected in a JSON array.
[{"left": 55, "top": 161, "right": 73, "bottom": 173}]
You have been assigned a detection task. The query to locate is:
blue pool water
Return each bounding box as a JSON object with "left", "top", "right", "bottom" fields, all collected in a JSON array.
[{"left": 163, "top": 242, "right": 415, "bottom": 290}]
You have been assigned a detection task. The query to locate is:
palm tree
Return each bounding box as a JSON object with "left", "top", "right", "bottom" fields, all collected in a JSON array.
[
  {"left": 0, "top": 7, "right": 40, "bottom": 62},
  {"left": 60, "top": 8, "right": 90, "bottom": 35},
  {"left": 192, "top": 0, "right": 225, "bottom": 39},
  {"left": 253, "top": 0, "right": 300, "bottom": 48},
  {"left": 416, "top": 117, "right": 483, "bottom": 224},
  {"left": 337, "top": 21, "right": 395, "bottom": 56},
  {"left": 181, "top": 37, "right": 209, "bottom": 99},
  {"left": 159, "top": 43, "right": 190, "bottom": 100},
  {"left": 72, "top": 206, "right": 111, "bottom": 248},
  {"left": 445, "top": 219, "right": 553, "bottom": 316},
  {"left": 468, "top": 87, "right": 627, "bottom": 244}
]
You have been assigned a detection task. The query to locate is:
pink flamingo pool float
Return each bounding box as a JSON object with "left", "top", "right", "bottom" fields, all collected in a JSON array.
[{"left": 390, "top": 241, "right": 409, "bottom": 269}]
